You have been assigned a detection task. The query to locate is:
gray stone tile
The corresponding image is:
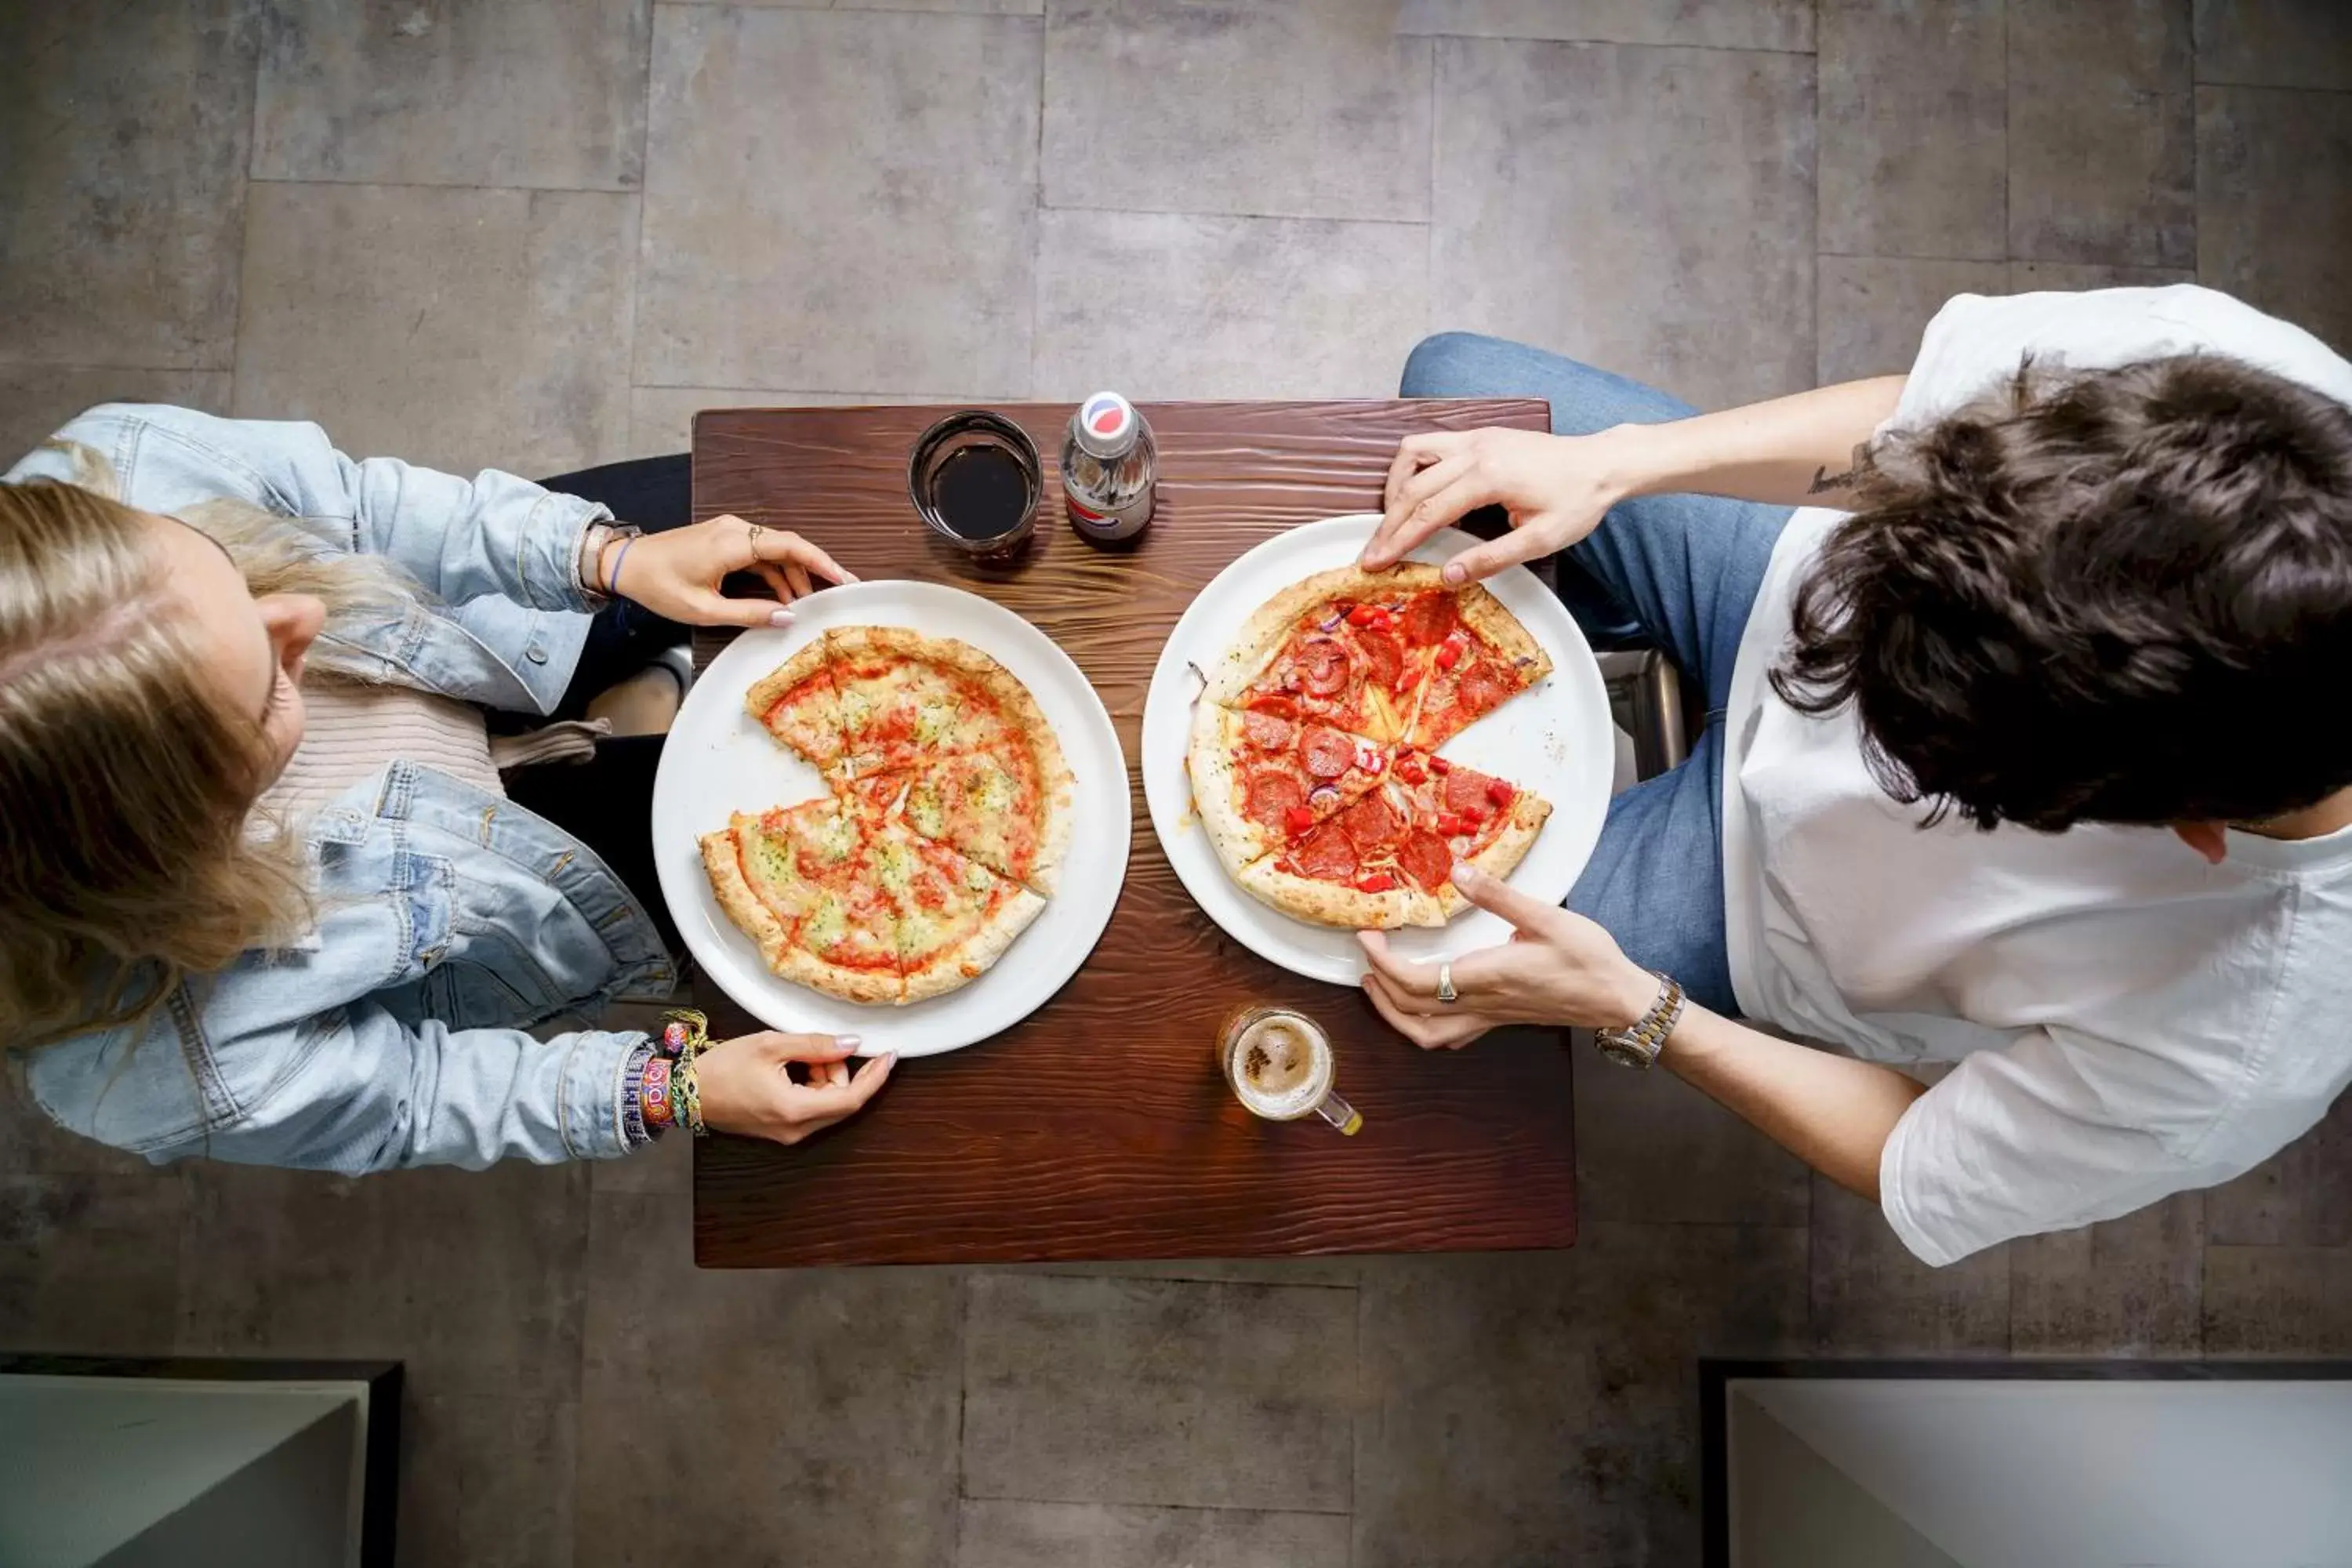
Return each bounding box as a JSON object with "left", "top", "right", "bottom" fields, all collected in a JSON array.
[
  {"left": 635, "top": 6, "right": 1037, "bottom": 397},
  {"left": 0, "top": 367, "right": 233, "bottom": 475},
  {"left": 962, "top": 1271, "right": 1356, "bottom": 1512},
  {"left": 626, "top": 387, "right": 929, "bottom": 459},
  {"left": 1570, "top": 1045, "right": 1810, "bottom": 1225},
  {"left": 1818, "top": 0, "right": 2006, "bottom": 261},
  {"left": 233, "top": 182, "right": 636, "bottom": 478},
  {"left": 0, "top": 1081, "right": 166, "bottom": 1178},
  {"left": 575, "top": 1194, "right": 964, "bottom": 1568},
  {"left": 1018, "top": 1256, "right": 1363, "bottom": 1288},
  {"left": 588, "top": 1126, "right": 693, "bottom": 1195},
  {"left": 956, "top": 1500, "right": 1350, "bottom": 1568},
  {"left": 1818, "top": 256, "right": 2009, "bottom": 384},
  {"left": 399, "top": 1394, "right": 577, "bottom": 1568},
  {"left": 2197, "top": 85, "right": 2352, "bottom": 358},
  {"left": 715, "top": 0, "right": 1042, "bottom": 9},
  {"left": 0, "top": 1174, "right": 187, "bottom": 1352},
  {"left": 175, "top": 1161, "right": 592, "bottom": 1403},
  {"left": 1397, "top": 0, "right": 1813, "bottom": 51},
  {"left": 1354, "top": 1224, "right": 1808, "bottom": 1568},
  {"left": 2194, "top": 0, "right": 2352, "bottom": 92},
  {"left": 2205, "top": 1091, "right": 2352, "bottom": 1247},
  {"left": 2008, "top": 0, "right": 2194, "bottom": 269},
  {"left": 2007, "top": 260, "right": 2197, "bottom": 292},
  {"left": 1432, "top": 38, "right": 1816, "bottom": 412},
  {"left": 2202, "top": 1243, "right": 2352, "bottom": 1355},
  {"left": 1043, "top": 1, "right": 1432, "bottom": 223},
  {"left": 250, "top": 0, "right": 651, "bottom": 191},
  {"left": 2009, "top": 1192, "right": 2205, "bottom": 1355},
  {"left": 1033, "top": 209, "right": 1428, "bottom": 401},
  {"left": 0, "top": 0, "right": 251, "bottom": 370},
  {"left": 1809, "top": 1177, "right": 2009, "bottom": 1352}
]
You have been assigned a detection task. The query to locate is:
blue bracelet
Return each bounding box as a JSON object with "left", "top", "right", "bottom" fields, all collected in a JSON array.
[{"left": 605, "top": 535, "right": 637, "bottom": 599}]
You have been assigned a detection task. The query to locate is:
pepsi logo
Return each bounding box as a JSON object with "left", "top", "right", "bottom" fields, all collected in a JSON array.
[{"left": 1084, "top": 395, "right": 1127, "bottom": 436}]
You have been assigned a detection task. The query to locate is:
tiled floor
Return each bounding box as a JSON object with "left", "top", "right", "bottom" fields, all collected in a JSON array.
[{"left": 3, "top": 2, "right": 2350, "bottom": 1563}]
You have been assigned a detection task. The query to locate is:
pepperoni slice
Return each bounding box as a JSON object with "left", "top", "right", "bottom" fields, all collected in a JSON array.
[
  {"left": 1442, "top": 766, "right": 1496, "bottom": 816},
  {"left": 1290, "top": 820, "right": 1358, "bottom": 882},
  {"left": 1244, "top": 692, "right": 1300, "bottom": 719},
  {"left": 1246, "top": 768, "right": 1307, "bottom": 829},
  {"left": 1297, "top": 637, "right": 1351, "bottom": 695},
  {"left": 1336, "top": 789, "right": 1404, "bottom": 852},
  {"left": 1354, "top": 627, "right": 1403, "bottom": 688},
  {"left": 1241, "top": 710, "right": 1297, "bottom": 750},
  {"left": 1401, "top": 591, "right": 1459, "bottom": 647},
  {"left": 1300, "top": 724, "right": 1356, "bottom": 779},
  {"left": 1457, "top": 659, "right": 1513, "bottom": 719},
  {"left": 1395, "top": 828, "right": 1454, "bottom": 892}
]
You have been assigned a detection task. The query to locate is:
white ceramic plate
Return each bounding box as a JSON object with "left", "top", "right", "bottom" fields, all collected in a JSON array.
[
  {"left": 1141, "top": 514, "right": 1613, "bottom": 986},
  {"left": 651, "top": 580, "right": 1130, "bottom": 1056}
]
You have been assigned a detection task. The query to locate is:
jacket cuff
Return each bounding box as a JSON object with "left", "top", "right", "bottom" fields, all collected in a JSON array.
[
  {"left": 532, "top": 491, "right": 616, "bottom": 615},
  {"left": 561, "top": 1029, "right": 652, "bottom": 1161}
]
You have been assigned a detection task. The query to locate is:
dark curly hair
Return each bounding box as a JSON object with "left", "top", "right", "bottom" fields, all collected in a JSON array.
[{"left": 1772, "top": 354, "right": 2352, "bottom": 833}]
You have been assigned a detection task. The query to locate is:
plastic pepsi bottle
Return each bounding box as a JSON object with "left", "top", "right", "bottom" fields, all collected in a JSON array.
[{"left": 1059, "top": 390, "right": 1156, "bottom": 543}]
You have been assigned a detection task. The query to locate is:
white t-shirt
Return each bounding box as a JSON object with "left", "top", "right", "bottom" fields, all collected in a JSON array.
[{"left": 1719, "top": 286, "right": 2352, "bottom": 1266}]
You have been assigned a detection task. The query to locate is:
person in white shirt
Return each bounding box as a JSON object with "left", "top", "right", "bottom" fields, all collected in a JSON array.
[{"left": 1356, "top": 287, "right": 2352, "bottom": 1265}]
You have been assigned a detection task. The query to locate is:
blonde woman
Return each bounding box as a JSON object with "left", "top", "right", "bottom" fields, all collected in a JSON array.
[{"left": 0, "top": 404, "right": 892, "bottom": 1171}]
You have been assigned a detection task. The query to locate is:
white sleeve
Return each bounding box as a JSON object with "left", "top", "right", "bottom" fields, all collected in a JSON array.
[
  {"left": 1894, "top": 285, "right": 2352, "bottom": 430},
  {"left": 1878, "top": 1025, "right": 2241, "bottom": 1267}
]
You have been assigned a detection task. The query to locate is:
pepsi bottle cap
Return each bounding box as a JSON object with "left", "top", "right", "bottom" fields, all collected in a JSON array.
[{"left": 1073, "top": 391, "right": 1138, "bottom": 459}]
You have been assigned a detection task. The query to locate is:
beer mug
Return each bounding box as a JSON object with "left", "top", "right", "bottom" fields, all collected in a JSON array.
[{"left": 1218, "top": 1006, "right": 1362, "bottom": 1136}]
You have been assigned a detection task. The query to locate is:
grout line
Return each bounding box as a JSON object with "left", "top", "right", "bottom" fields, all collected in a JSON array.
[
  {"left": 1815, "top": 249, "right": 2011, "bottom": 264},
  {"left": 1399, "top": 31, "right": 1817, "bottom": 60},
  {"left": 1035, "top": 201, "right": 1435, "bottom": 230},
  {"left": 954, "top": 1491, "right": 1356, "bottom": 1517},
  {"left": 2187, "top": 76, "right": 2352, "bottom": 99},
  {"left": 245, "top": 172, "right": 639, "bottom": 197}
]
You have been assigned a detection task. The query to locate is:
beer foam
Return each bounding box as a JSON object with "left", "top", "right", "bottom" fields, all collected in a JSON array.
[{"left": 1232, "top": 1016, "right": 1332, "bottom": 1120}]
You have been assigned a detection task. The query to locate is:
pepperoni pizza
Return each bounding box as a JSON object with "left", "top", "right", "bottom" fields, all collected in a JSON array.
[{"left": 1189, "top": 564, "right": 1554, "bottom": 928}]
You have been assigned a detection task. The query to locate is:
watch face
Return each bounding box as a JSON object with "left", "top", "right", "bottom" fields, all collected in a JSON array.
[{"left": 1597, "top": 1036, "right": 1653, "bottom": 1069}]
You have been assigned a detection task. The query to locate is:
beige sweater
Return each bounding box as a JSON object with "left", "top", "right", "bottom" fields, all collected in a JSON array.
[{"left": 259, "top": 682, "right": 503, "bottom": 820}]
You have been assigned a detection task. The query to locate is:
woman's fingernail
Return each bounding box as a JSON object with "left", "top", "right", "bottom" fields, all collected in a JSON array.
[
  {"left": 768, "top": 608, "right": 795, "bottom": 626},
  {"left": 835, "top": 1033, "right": 863, "bottom": 1048},
  {"left": 1442, "top": 562, "right": 1466, "bottom": 586},
  {"left": 1451, "top": 861, "right": 1476, "bottom": 884}
]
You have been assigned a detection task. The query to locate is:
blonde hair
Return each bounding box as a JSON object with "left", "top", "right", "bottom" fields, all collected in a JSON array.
[{"left": 0, "top": 451, "right": 414, "bottom": 1047}]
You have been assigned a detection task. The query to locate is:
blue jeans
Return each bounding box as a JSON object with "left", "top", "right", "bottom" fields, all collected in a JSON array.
[{"left": 1399, "top": 333, "right": 1791, "bottom": 1014}]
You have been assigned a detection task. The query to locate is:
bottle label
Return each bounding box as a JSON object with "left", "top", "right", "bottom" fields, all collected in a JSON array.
[{"left": 1067, "top": 488, "right": 1152, "bottom": 538}]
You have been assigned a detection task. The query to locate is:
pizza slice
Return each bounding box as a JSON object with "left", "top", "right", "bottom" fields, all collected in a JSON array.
[
  {"left": 743, "top": 637, "right": 844, "bottom": 771},
  {"left": 1188, "top": 696, "right": 1393, "bottom": 874},
  {"left": 895, "top": 740, "right": 1071, "bottom": 896},
  {"left": 1200, "top": 566, "right": 1429, "bottom": 742},
  {"left": 1400, "top": 589, "right": 1554, "bottom": 753},
  {"left": 827, "top": 625, "right": 1047, "bottom": 776},
  {"left": 866, "top": 817, "right": 1047, "bottom": 1004},
  {"left": 1232, "top": 808, "right": 1443, "bottom": 929},
  {"left": 698, "top": 799, "right": 903, "bottom": 1004},
  {"left": 1388, "top": 753, "right": 1553, "bottom": 916}
]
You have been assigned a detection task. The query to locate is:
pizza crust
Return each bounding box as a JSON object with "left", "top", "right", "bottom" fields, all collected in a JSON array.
[
  {"left": 1432, "top": 791, "right": 1555, "bottom": 920},
  {"left": 1202, "top": 563, "right": 1421, "bottom": 705},
  {"left": 1456, "top": 583, "right": 1554, "bottom": 681},
  {"left": 1186, "top": 702, "right": 1277, "bottom": 877},
  {"left": 1235, "top": 853, "right": 1443, "bottom": 930},
  {"left": 700, "top": 824, "right": 794, "bottom": 972}
]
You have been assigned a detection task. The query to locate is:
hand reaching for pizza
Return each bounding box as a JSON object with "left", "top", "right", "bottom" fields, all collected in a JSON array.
[
  {"left": 694, "top": 1030, "right": 895, "bottom": 1145},
  {"left": 1356, "top": 863, "right": 1656, "bottom": 1048},
  {"left": 597, "top": 514, "right": 857, "bottom": 629},
  {"left": 1358, "top": 427, "right": 1623, "bottom": 586}
]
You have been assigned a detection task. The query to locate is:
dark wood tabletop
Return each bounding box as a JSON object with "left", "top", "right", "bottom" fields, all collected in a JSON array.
[{"left": 688, "top": 398, "right": 1575, "bottom": 1269}]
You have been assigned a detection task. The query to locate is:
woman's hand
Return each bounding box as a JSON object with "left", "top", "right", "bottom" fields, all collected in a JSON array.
[
  {"left": 1356, "top": 863, "right": 1657, "bottom": 1049},
  {"left": 600, "top": 514, "right": 856, "bottom": 629},
  {"left": 1358, "top": 427, "right": 1634, "bottom": 586},
  {"left": 693, "top": 1031, "right": 895, "bottom": 1146}
]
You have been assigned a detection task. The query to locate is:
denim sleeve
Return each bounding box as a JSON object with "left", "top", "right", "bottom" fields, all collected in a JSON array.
[
  {"left": 213, "top": 1005, "right": 651, "bottom": 1172},
  {"left": 20, "top": 404, "right": 612, "bottom": 613}
]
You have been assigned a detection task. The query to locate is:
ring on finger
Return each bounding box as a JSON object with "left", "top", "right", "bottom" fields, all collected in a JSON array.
[
  {"left": 746, "top": 521, "right": 769, "bottom": 560},
  {"left": 1436, "top": 961, "right": 1458, "bottom": 1006}
]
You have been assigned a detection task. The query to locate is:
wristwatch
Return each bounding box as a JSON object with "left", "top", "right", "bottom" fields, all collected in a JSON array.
[{"left": 1594, "top": 971, "right": 1686, "bottom": 1069}]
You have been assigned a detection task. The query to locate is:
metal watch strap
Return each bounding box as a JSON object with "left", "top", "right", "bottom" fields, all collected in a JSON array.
[{"left": 1594, "top": 971, "right": 1686, "bottom": 1069}]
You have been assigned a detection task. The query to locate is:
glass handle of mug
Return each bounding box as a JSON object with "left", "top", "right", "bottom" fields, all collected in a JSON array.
[{"left": 1315, "top": 1091, "right": 1363, "bottom": 1137}]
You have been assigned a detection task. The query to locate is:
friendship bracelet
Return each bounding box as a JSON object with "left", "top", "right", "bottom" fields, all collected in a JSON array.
[
  {"left": 641, "top": 1054, "right": 675, "bottom": 1133},
  {"left": 659, "top": 1009, "right": 714, "bottom": 1138}
]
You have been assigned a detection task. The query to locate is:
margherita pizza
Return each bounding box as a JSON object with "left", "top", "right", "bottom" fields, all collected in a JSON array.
[
  {"left": 1189, "top": 566, "right": 1555, "bottom": 928},
  {"left": 706, "top": 626, "right": 1073, "bottom": 1003}
]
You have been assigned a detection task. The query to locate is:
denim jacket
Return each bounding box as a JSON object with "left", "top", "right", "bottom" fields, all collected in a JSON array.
[{"left": 6, "top": 405, "right": 675, "bottom": 1171}]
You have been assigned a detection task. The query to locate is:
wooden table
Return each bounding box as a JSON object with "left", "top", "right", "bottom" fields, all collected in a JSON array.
[{"left": 690, "top": 399, "right": 1575, "bottom": 1269}]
